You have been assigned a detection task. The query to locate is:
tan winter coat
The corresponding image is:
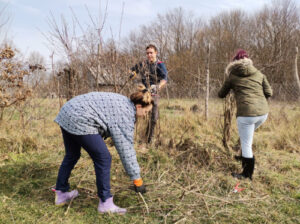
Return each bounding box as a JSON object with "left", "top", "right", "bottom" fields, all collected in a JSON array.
[{"left": 218, "top": 58, "right": 273, "bottom": 117}]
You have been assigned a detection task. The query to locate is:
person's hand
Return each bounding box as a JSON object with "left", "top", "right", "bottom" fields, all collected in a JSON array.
[
  {"left": 133, "top": 178, "right": 147, "bottom": 194},
  {"left": 129, "top": 71, "right": 137, "bottom": 80},
  {"left": 150, "top": 84, "right": 158, "bottom": 94},
  {"left": 134, "top": 185, "right": 146, "bottom": 193}
]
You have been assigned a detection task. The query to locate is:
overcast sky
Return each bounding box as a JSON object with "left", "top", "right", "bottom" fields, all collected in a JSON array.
[{"left": 0, "top": 0, "right": 282, "bottom": 63}]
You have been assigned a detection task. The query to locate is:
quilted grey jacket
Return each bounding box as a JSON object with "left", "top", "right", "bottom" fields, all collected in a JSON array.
[{"left": 55, "top": 92, "right": 140, "bottom": 180}]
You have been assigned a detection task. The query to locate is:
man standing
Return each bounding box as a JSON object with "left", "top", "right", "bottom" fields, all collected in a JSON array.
[{"left": 131, "top": 44, "right": 168, "bottom": 143}]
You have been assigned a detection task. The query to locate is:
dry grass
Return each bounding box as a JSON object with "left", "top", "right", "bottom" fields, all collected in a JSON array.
[{"left": 0, "top": 97, "right": 299, "bottom": 223}]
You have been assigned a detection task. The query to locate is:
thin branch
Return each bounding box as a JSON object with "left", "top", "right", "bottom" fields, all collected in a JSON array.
[
  {"left": 138, "top": 192, "right": 149, "bottom": 214},
  {"left": 65, "top": 166, "right": 92, "bottom": 216}
]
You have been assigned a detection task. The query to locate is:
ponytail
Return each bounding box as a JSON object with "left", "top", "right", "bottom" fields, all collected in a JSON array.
[{"left": 130, "top": 84, "right": 153, "bottom": 107}]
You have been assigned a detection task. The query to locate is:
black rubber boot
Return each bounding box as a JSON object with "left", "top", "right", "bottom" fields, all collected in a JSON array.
[
  {"left": 232, "top": 157, "right": 255, "bottom": 180},
  {"left": 234, "top": 154, "right": 242, "bottom": 162}
]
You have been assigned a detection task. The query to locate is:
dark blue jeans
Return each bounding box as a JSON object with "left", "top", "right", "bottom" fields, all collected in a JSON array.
[{"left": 56, "top": 128, "right": 112, "bottom": 202}]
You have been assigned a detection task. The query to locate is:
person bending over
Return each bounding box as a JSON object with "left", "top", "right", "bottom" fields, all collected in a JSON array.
[{"left": 53, "top": 85, "right": 152, "bottom": 214}]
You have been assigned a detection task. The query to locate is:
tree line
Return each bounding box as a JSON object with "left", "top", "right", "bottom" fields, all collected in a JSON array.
[{"left": 1, "top": 0, "right": 300, "bottom": 101}]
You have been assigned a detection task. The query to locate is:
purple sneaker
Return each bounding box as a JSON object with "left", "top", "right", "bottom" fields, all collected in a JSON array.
[
  {"left": 55, "top": 190, "right": 79, "bottom": 206},
  {"left": 98, "top": 197, "right": 127, "bottom": 214}
]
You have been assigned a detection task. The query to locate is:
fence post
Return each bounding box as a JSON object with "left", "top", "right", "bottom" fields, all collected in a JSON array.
[
  {"left": 294, "top": 46, "right": 300, "bottom": 99},
  {"left": 205, "top": 43, "right": 210, "bottom": 120}
]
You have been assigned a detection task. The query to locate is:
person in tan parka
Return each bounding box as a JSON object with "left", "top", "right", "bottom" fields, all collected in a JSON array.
[{"left": 218, "top": 49, "right": 273, "bottom": 180}]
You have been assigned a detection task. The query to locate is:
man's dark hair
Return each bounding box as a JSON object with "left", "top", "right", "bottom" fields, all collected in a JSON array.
[{"left": 146, "top": 44, "right": 157, "bottom": 52}]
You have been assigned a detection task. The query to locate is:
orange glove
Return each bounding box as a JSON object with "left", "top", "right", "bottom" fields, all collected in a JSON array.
[{"left": 133, "top": 178, "right": 143, "bottom": 187}]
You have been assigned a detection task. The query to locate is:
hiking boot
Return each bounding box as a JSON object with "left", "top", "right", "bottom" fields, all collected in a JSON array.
[
  {"left": 55, "top": 190, "right": 79, "bottom": 206},
  {"left": 98, "top": 197, "right": 127, "bottom": 214}
]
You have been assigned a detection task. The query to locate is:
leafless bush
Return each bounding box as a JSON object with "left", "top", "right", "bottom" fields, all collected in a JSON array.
[{"left": 0, "top": 46, "right": 31, "bottom": 120}]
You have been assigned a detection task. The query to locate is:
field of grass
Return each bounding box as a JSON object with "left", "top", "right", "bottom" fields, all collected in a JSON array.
[{"left": 0, "top": 97, "right": 299, "bottom": 224}]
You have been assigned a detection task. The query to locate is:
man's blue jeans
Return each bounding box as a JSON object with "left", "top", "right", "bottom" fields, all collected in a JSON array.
[{"left": 56, "top": 128, "right": 112, "bottom": 202}]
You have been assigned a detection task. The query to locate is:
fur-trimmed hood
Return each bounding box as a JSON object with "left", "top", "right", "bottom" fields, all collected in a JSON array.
[
  {"left": 225, "top": 58, "right": 257, "bottom": 77},
  {"left": 219, "top": 57, "right": 273, "bottom": 117}
]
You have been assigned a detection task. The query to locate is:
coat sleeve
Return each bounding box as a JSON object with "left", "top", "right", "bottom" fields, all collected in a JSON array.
[
  {"left": 262, "top": 75, "right": 273, "bottom": 98},
  {"left": 109, "top": 120, "right": 141, "bottom": 180},
  {"left": 158, "top": 63, "right": 168, "bottom": 81},
  {"left": 218, "top": 78, "right": 231, "bottom": 98}
]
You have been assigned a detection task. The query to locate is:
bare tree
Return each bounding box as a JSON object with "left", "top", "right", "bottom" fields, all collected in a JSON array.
[
  {"left": 248, "top": 0, "right": 299, "bottom": 84},
  {"left": 44, "top": 1, "right": 132, "bottom": 97}
]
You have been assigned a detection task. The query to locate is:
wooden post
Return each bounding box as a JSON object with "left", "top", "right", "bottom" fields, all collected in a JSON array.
[
  {"left": 294, "top": 46, "right": 300, "bottom": 99},
  {"left": 197, "top": 65, "right": 201, "bottom": 103},
  {"left": 205, "top": 43, "right": 210, "bottom": 120},
  {"left": 97, "top": 43, "right": 101, "bottom": 91}
]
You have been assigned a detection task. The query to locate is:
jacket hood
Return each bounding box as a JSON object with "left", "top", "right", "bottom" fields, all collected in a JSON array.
[{"left": 225, "top": 58, "right": 257, "bottom": 77}]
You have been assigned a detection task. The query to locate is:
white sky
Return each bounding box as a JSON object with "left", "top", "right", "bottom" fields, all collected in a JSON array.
[{"left": 0, "top": 0, "right": 288, "bottom": 64}]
